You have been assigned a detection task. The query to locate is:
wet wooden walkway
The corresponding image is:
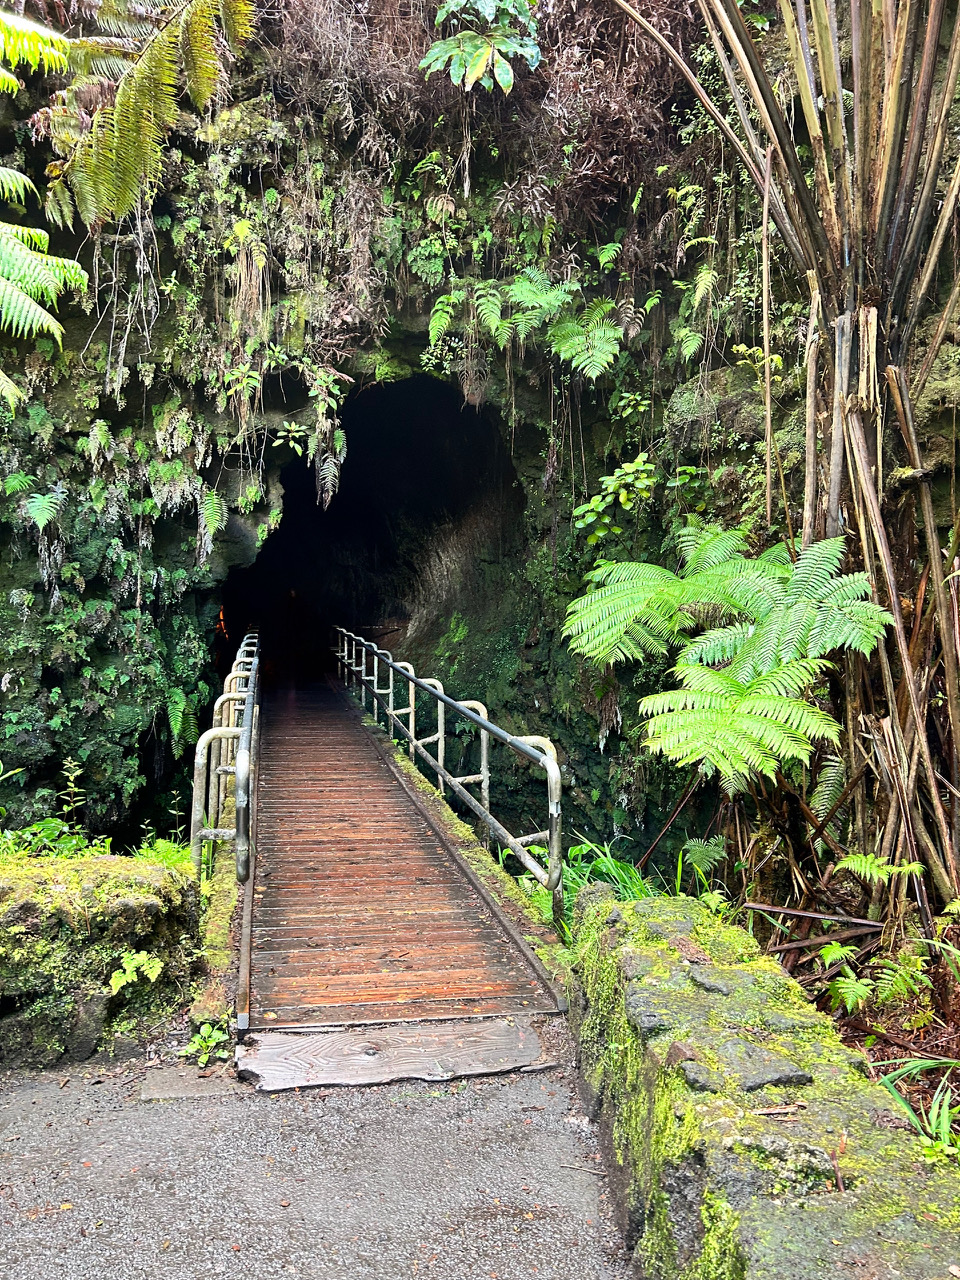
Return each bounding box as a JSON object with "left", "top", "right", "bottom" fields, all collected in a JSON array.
[{"left": 245, "top": 684, "right": 558, "bottom": 1033}]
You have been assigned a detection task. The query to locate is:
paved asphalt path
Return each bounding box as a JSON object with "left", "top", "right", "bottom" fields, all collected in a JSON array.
[{"left": 0, "top": 1043, "right": 630, "bottom": 1280}]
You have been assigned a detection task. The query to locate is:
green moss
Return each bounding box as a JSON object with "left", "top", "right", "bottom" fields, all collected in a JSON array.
[
  {"left": 570, "top": 888, "right": 960, "bottom": 1278},
  {"left": 0, "top": 853, "right": 198, "bottom": 1064}
]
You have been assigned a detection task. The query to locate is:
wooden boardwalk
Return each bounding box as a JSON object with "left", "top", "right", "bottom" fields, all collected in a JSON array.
[{"left": 246, "top": 684, "right": 558, "bottom": 1031}]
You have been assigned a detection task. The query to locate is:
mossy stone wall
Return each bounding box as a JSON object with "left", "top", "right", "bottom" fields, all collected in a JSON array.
[
  {"left": 569, "top": 887, "right": 960, "bottom": 1280},
  {"left": 0, "top": 855, "right": 198, "bottom": 1065}
]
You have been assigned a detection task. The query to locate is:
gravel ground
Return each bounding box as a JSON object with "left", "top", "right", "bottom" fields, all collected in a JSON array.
[{"left": 0, "top": 1041, "right": 631, "bottom": 1280}]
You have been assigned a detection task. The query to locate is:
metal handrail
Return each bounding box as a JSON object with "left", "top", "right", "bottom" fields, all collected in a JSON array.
[
  {"left": 334, "top": 627, "right": 563, "bottom": 922},
  {"left": 190, "top": 630, "right": 261, "bottom": 881}
]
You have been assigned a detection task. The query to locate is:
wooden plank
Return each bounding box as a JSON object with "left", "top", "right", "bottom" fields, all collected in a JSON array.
[
  {"left": 235, "top": 1019, "right": 542, "bottom": 1090},
  {"left": 247, "top": 683, "right": 558, "bottom": 1027}
]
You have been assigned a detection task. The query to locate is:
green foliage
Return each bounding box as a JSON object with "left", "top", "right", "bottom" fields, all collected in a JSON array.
[
  {"left": 200, "top": 489, "right": 228, "bottom": 539},
  {"left": 0, "top": 10, "right": 68, "bottom": 77},
  {"left": 0, "top": 13, "right": 87, "bottom": 405},
  {"left": 881, "top": 1060, "right": 960, "bottom": 1163},
  {"left": 420, "top": 0, "right": 540, "bottom": 94},
  {"left": 54, "top": 0, "right": 256, "bottom": 225},
  {"left": 179, "top": 1020, "right": 230, "bottom": 1066},
  {"left": 427, "top": 267, "right": 628, "bottom": 380},
  {"left": 680, "top": 835, "right": 726, "bottom": 875},
  {"left": 565, "top": 523, "right": 891, "bottom": 791},
  {"left": 166, "top": 687, "right": 199, "bottom": 758},
  {"left": 573, "top": 454, "right": 657, "bottom": 544},
  {"left": 24, "top": 488, "right": 65, "bottom": 532},
  {"left": 824, "top": 947, "right": 932, "bottom": 1014},
  {"left": 0, "top": 816, "right": 111, "bottom": 861},
  {"left": 108, "top": 948, "right": 164, "bottom": 995},
  {"left": 835, "top": 851, "right": 925, "bottom": 886}
]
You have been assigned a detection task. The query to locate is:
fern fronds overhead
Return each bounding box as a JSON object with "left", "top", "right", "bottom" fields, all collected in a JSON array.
[
  {"left": 56, "top": 0, "right": 256, "bottom": 226},
  {"left": 0, "top": 14, "right": 89, "bottom": 403},
  {"left": 0, "top": 10, "right": 69, "bottom": 74}
]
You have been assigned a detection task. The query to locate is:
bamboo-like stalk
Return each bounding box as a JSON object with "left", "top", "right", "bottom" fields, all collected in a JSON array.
[
  {"left": 609, "top": 0, "right": 960, "bottom": 909},
  {"left": 802, "top": 334, "right": 820, "bottom": 548},
  {"left": 762, "top": 146, "right": 774, "bottom": 529}
]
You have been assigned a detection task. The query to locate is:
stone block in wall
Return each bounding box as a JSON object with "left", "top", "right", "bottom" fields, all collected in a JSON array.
[{"left": 570, "top": 888, "right": 960, "bottom": 1280}]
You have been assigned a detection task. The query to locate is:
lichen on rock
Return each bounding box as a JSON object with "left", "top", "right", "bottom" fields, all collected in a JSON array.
[{"left": 569, "top": 886, "right": 960, "bottom": 1279}]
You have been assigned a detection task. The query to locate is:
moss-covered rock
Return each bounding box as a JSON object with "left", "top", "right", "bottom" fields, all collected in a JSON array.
[
  {"left": 0, "top": 855, "right": 198, "bottom": 1064},
  {"left": 570, "top": 888, "right": 960, "bottom": 1280}
]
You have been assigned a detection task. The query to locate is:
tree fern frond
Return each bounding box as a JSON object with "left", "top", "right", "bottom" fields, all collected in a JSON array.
[
  {"left": 0, "top": 277, "right": 63, "bottom": 341},
  {"left": 65, "top": 0, "right": 256, "bottom": 225},
  {"left": 0, "top": 167, "right": 37, "bottom": 203},
  {"left": 0, "top": 365, "right": 23, "bottom": 409},
  {"left": 180, "top": 0, "right": 223, "bottom": 110},
  {"left": 218, "top": 0, "right": 255, "bottom": 53},
  {"left": 781, "top": 537, "right": 845, "bottom": 605},
  {"left": 0, "top": 10, "right": 69, "bottom": 74}
]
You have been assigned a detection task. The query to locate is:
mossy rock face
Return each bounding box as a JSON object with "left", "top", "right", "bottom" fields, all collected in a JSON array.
[
  {"left": 570, "top": 889, "right": 960, "bottom": 1280},
  {"left": 0, "top": 855, "right": 198, "bottom": 1065}
]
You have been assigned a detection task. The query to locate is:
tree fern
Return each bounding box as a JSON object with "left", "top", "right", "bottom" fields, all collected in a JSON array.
[
  {"left": 0, "top": 13, "right": 88, "bottom": 403},
  {"left": 566, "top": 520, "right": 892, "bottom": 792},
  {"left": 0, "top": 10, "right": 69, "bottom": 75},
  {"left": 54, "top": 0, "right": 255, "bottom": 226}
]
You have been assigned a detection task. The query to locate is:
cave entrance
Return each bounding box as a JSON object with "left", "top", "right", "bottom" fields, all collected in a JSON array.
[{"left": 221, "top": 375, "right": 522, "bottom": 686}]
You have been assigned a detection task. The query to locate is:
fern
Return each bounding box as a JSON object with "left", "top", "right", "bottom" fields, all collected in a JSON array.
[
  {"left": 681, "top": 835, "right": 726, "bottom": 874},
  {"left": 596, "top": 241, "right": 622, "bottom": 269},
  {"left": 873, "top": 956, "right": 931, "bottom": 1005},
  {"left": 566, "top": 521, "right": 892, "bottom": 792},
  {"left": 316, "top": 451, "right": 340, "bottom": 510},
  {"left": 473, "top": 278, "right": 502, "bottom": 335},
  {"left": 835, "top": 852, "right": 925, "bottom": 885},
  {"left": 693, "top": 262, "right": 719, "bottom": 312},
  {"left": 429, "top": 291, "right": 463, "bottom": 346},
  {"left": 24, "top": 488, "right": 65, "bottom": 532},
  {"left": 0, "top": 10, "right": 69, "bottom": 75},
  {"left": 819, "top": 941, "right": 859, "bottom": 968},
  {"left": 829, "top": 973, "right": 875, "bottom": 1014},
  {"left": 200, "top": 489, "right": 228, "bottom": 538},
  {"left": 0, "top": 14, "right": 89, "bottom": 397},
  {"left": 4, "top": 471, "right": 36, "bottom": 495},
  {"left": 167, "top": 688, "right": 198, "bottom": 757},
  {"left": 61, "top": 0, "right": 255, "bottom": 225}
]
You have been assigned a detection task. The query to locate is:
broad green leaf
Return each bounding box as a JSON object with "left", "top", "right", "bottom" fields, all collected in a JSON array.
[
  {"left": 492, "top": 50, "right": 513, "bottom": 92},
  {"left": 464, "top": 40, "right": 492, "bottom": 90}
]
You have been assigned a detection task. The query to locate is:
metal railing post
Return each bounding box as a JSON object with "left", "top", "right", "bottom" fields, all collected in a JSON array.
[
  {"left": 396, "top": 661, "right": 416, "bottom": 759},
  {"left": 420, "top": 678, "right": 445, "bottom": 792},
  {"left": 189, "top": 629, "right": 261, "bottom": 883},
  {"left": 331, "top": 629, "right": 564, "bottom": 916}
]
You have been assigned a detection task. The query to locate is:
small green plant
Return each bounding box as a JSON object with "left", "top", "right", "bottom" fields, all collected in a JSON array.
[
  {"left": 880, "top": 1059, "right": 960, "bottom": 1164},
  {"left": 58, "top": 756, "right": 84, "bottom": 825},
  {"left": 822, "top": 945, "right": 932, "bottom": 1014},
  {"left": 179, "top": 1021, "right": 231, "bottom": 1067},
  {"left": 420, "top": 0, "right": 540, "bottom": 94},
  {"left": 573, "top": 455, "right": 657, "bottom": 544},
  {"left": 109, "top": 949, "right": 164, "bottom": 996}
]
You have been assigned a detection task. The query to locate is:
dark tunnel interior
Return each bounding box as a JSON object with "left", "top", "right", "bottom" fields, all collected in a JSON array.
[{"left": 220, "top": 375, "right": 521, "bottom": 684}]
